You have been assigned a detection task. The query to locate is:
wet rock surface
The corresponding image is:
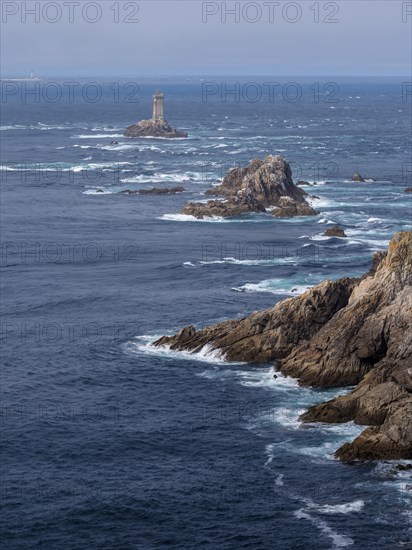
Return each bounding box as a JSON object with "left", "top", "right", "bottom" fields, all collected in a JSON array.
[
  {"left": 181, "top": 155, "right": 318, "bottom": 219},
  {"left": 323, "top": 225, "right": 347, "bottom": 237},
  {"left": 154, "top": 231, "right": 412, "bottom": 461},
  {"left": 124, "top": 118, "right": 187, "bottom": 138}
]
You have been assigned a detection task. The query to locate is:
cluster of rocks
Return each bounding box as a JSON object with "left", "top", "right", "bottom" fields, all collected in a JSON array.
[
  {"left": 124, "top": 118, "right": 187, "bottom": 139},
  {"left": 181, "top": 155, "right": 318, "bottom": 219},
  {"left": 154, "top": 231, "right": 412, "bottom": 462},
  {"left": 119, "top": 187, "right": 185, "bottom": 195},
  {"left": 405, "top": 187, "right": 412, "bottom": 193}
]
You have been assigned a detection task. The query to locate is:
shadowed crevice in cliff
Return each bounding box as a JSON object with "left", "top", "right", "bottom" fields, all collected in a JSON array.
[{"left": 154, "top": 231, "right": 412, "bottom": 461}]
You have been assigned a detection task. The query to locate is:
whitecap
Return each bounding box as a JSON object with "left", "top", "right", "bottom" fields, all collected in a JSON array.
[
  {"left": 309, "top": 500, "right": 365, "bottom": 515},
  {"left": 123, "top": 336, "right": 230, "bottom": 365},
  {"left": 122, "top": 172, "right": 203, "bottom": 184},
  {"left": 200, "top": 256, "right": 297, "bottom": 267},
  {"left": 160, "top": 213, "right": 210, "bottom": 222},
  {"left": 72, "top": 134, "right": 123, "bottom": 139},
  {"left": 82, "top": 188, "right": 112, "bottom": 195},
  {"left": 232, "top": 279, "right": 312, "bottom": 296},
  {"left": 0, "top": 125, "right": 26, "bottom": 131}
]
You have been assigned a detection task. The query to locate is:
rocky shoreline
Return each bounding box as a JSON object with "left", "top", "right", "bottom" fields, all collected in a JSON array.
[
  {"left": 181, "top": 155, "right": 318, "bottom": 219},
  {"left": 154, "top": 231, "right": 412, "bottom": 462}
]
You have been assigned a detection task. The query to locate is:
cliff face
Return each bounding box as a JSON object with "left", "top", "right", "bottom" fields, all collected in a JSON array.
[
  {"left": 296, "top": 232, "right": 412, "bottom": 460},
  {"left": 154, "top": 231, "right": 412, "bottom": 461},
  {"left": 181, "top": 155, "right": 318, "bottom": 219}
]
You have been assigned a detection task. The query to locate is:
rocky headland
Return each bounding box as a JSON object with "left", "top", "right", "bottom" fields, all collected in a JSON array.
[
  {"left": 154, "top": 231, "right": 412, "bottom": 461},
  {"left": 181, "top": 155, "right": 318, "bottom": 219},
  {"left": 124, "top": 118, "right": 188, "bottom": 139}
]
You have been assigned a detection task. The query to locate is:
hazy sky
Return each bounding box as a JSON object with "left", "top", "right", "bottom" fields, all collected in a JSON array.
[{"left": 1, "top": 0, "right": 411, "bottom": 76}]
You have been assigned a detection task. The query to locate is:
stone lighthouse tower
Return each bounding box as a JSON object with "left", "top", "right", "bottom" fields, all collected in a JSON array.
[
  {"left": 124, "top": 90, "right": 187, "bottom": 137},
  {"left": 152, "top": 92, "right": 165, "bottom": 121}
]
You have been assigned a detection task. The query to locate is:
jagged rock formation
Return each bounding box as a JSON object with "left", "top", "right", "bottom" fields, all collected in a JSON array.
[
  {"left": 124, "top": 118, "right": 187, "bottom": 138},
  {"left": 154, "top": 278, "right": 355, "bottom": 363},
  {"left": 154, "top": 232, "right": 412, "bottom": 461},
  {"left": 324, "top": 225, "right": 347, "bottom": 238},
  {"left": 405, "top": 187, "right": 412, "bottom": 193},
  {"left": 182, "top": 156, "right": 318, "bottom": 219},
  {"left": 352, "top": 173, "right": 365, "bottom": 182}
]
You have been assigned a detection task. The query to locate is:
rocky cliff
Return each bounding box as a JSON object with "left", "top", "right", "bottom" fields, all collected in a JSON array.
[
  {"left": 182, "top": 155, "right": 318, "bottom": 219},
  {"left": 154, "top": 231, "right": 412, "bottom": 461}
]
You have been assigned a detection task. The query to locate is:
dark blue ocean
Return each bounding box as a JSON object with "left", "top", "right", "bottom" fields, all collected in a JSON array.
[{"left": 1, "top": 77, "right": 411, "bottom": 549}]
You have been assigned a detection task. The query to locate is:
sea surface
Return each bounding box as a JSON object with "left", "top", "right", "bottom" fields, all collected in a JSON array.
[{"left": 1, "top": 77, "right": 412, "bottom": 549}]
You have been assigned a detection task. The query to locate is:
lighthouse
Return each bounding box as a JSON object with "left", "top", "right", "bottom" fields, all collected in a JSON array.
[
  {"left": 124, "top": 90, "right": 187, "bottom": 137},
  {"left": 152, "top": 92, "right": 165, "bottom": 121}
]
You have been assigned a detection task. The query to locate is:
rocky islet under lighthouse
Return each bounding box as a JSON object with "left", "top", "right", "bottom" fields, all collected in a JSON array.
[{"left": 124, "top": 92, "right": 188, "bottom": 138}]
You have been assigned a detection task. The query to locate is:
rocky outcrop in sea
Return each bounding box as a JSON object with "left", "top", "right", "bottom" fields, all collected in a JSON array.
[
  {"left": 154, "top": 231, "right": 412, "bottom": 461},
  {"left": 124, "top": 118, "right": 188, "bottom": 138},
  {"left": 324, "top": 225, "right": 347, "bottom": 237},
  {"left": 352, "top": 172, "right": 365, "bottom": 182},
  {"left": 119, "top": 186, "right": 185, "bottom": 195},
  {"left": 181, "top": 155, "right": 318, "bottom": 219}
]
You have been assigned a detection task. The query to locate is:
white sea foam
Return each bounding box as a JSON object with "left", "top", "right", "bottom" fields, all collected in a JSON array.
[
  {"left": 138, "top": 135, "right": 188, "bottom": 140},
  {"left": 82, "top": 188, "right": 112, "bottom": 195},
  {"left": 274, "top": 473, "right": 284, "bottom": 486},
  {"left": 122, "top": 172, "right": 203, "bottom": 184},
  {"left": 294, "top": 509, "right": 354, "bottom": 548},
  {"left": 315, "top": 421, "right": 365, "bottom": 438},
  {"left": 308, "top": 500, "right": 365, "bottom": 515},
  {"left": 73, "top": 133, "right": 124, "bottom": 139},
  {"left": 232, "top": 280, "right": 311, "bottom": 296},
  {"left": 3, "top": 161, "right": 134, "bottom": 172},
  {"left": 99, "top": 144, "right": 138, "bottom": 151},
  {"left": 1, "top": 123, "right": 73, "bottom": 131},
  {"left": 272, "top": 407, "right": 307, "bottom": 429},
  {"left": 160, "top": 213, "right": 216, "bottom": 222},
  {"left": 159, "top": 213, "right": 269, "bottom": 223},
  {"left": 200, "top": 256, "right": 296, "bottom": 267},
  {"left": 309, "top": 196, "right": 339, "bottom": 208},
  {"left": 0, "top": 125, "right": 26, "bottom": 131},
  {"left": 238, "top": 369, "right": 299, "bottom": 390},
  {"left": 124, "top": 336, "right": 229, "bottom": 364},
  {"left": 90, "top": 126, "right": 124, "bottom": 132}
]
